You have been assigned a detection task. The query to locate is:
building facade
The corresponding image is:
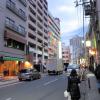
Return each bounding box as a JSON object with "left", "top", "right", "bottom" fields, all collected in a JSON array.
[
  {"left": 82, "top": 0, "right": 100, "bottom": 69},
  {"left": 70, "top": 35, "right": 85, "bottom": 64},
  {"left": 48, "top": 12, "right": 61, "bottom": 59},
  {"left": 27, "top": 0, "right": 48, "bottom": 64},
  {"left": 0, "top": 0, "right": 27, "bottom": 76},
  {"left": 62, "top": 43, "right": 71, "bottom": 65}
]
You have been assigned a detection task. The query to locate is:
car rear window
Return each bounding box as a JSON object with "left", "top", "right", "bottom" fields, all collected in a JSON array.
[
  {"left": 68, "top": 65, "right": 79, "bottom": 69},
  {"left": 20, "top": 69, "right": 28, "bottom": 73}
]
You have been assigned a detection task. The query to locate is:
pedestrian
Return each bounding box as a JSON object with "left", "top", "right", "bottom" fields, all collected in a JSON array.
[
  {"left": 95, "top": 64, "right": 100, "bottom": 80},
  {"left": 67, "top": 69, "right": 81, "bottom": 100}
]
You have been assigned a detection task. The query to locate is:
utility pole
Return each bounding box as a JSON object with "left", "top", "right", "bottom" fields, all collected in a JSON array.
[{"left": 41, "top": 43, "right": 45, "bottom": 73}]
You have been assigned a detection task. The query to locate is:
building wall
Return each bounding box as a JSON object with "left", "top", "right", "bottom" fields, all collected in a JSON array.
[
  {"left": 62, "top": 43, "right": 71, "bottom": 64},
  {"left": 96, "top": 0, "right": 100, "bottom": 64},
  {"left": 48, "top": 12, "right": 61, "bottom": 59},
  {"left": 27, "top": 0, "right": 48, "bottom": 64},
  {"left": 70, "top": 36, "right": 84, "bottom": 64},
  {"left": 0, "top": 0, "right": 27, "bottom": 59},
  {"left": 0, "top": 0, "right": 27, "bottom": 76}
]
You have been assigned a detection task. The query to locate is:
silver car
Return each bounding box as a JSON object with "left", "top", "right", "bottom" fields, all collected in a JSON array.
[
  {"left": 18, "top": 69, "right": 41, "bottom": 81},
  {"left": 67, "top": 64, "right": 80, "bottom": 75}
]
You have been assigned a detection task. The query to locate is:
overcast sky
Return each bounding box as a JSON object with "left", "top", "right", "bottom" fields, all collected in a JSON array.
[{"left": 47, "top": 0, "right": 89, "bottom": 46}]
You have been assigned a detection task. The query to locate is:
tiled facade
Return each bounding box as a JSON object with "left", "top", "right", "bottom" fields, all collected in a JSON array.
[
  {"left": 0, "top": 0, "right": 27, "bottom": 76},
  {"left": 48, "top": 12, "right": 61, "bottom": 59},
  {"left": 0, "top": 0, "right": 27, "bottom": 60},
  {"left": 62, "top": 43, "right": 71, "bottom": 64},
  {"left": 27, "top": 0, "right": 48, "bottom": 64}
]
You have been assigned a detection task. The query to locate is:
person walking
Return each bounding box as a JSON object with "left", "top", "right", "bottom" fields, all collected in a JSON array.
[{"left": 67, "top": 69, "right": 81, "bottom": 100}]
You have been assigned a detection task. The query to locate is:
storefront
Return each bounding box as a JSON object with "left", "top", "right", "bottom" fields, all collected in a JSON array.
[{"left": 0, "top": 56, "right": 24, "bottom": 76}]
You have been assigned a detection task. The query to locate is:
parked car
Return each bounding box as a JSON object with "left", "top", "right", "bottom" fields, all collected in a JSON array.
[
  {"left": 18, "top": 68, "right": 41, "bottom": 81},
  {"left": 67, "top": 64, "right": 80, "bottom": 75}
]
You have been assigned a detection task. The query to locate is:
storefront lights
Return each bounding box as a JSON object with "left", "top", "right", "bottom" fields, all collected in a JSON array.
[{"left": 86, "top": 40, "right": 91, "bottom": 47}]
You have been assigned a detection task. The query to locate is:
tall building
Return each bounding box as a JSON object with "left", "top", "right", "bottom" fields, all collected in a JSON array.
[
  {"left": 27, "top": 0, "right": 48, "bottom": 64},
  {"left": 48, "top": 12, "right": 61, "bottom": 59},
  {"left": 70, "top": 35, "right": 85, "bottom": 64},
  {"left": 62, "top": 43, "right": 71, "bottom": 65},
  {"left": 83, "top": 0, "right": 100, "bottom": 68},
  {"left": 0, "top": 0, "right": 27, "bottom": 76}
]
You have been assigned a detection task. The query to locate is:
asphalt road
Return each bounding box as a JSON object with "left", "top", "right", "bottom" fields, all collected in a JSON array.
[{"left": 0, "top": 74, "right": 68, "bottom": 100}]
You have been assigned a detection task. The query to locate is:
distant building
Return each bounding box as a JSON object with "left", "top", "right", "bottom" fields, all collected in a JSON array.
[
  {"left": 70, "top": 35, "right": 85, "bottom": 64},
  {"left": 62, "top": 43, "right": 71, "bottom": 65},
  {"left": 48, "top": 12, "right": 61, "bottom": 59}
]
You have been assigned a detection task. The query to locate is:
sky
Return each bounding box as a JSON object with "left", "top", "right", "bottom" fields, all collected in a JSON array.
[{"left": 47, "top": 0, "right": 89, "bottom": 46}]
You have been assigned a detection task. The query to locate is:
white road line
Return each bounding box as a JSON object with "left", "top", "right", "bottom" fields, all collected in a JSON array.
[
  {"left": 43, "top": 78, "right": 59, "bottom": 86},
  {"left": 0, "top": 82, "right": 22, "bottom": 89},
  {"left": 5, "top": 97, "right": 12, "bottom": 100}
]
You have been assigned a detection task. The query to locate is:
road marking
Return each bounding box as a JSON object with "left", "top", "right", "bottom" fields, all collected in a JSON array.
[
  {"left": 5, "top": 97, "right": 12, "bottom": 100},
  {"left": 0, "top": 82, "right": 22, "bottom": 89},
  {"left": 43, "top": 78, "right": 58, "bottom": 86}
]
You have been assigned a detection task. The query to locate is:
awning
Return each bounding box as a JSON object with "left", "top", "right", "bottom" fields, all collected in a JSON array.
[{"left": 3, "top": 56, "right": 24, "bottom": 61}]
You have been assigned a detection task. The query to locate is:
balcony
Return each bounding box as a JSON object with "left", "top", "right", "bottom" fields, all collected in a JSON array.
[
  {"left": 44, "top": 52, "right": 48, "bottom": 56},
  {"left": 6, "top": 0, "right": 27, "bottom": 21},
  {"left": 29, "top": 47, "right": 36, "bottom": 53},
  {"left": 18, "top": 0, "right": 27, "bottom": 7},
  {"left": 5, "top": 22, "right": 26, "bottom": 37},
  {"left": 37, "top": 50, "right": 42, "bottom": 55}
]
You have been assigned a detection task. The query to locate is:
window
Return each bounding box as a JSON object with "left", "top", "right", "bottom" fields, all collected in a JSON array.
[
  {"left": 37, "top": 9, "right": 43, "bottom": 16},
  {"left": 18, "top": 25, "right": 25, "bottom": 34},
  {"left": 7, "top": 0, "right": 15, "bottom": 8},
  {"left": 5, "top": 17, "right": 15, "bottom": 26},
  {"left": 7, "top": 39, "right": 13, "bottom": 47},
  {"left": 44, "top": 23, "right": 48, "bottom": 28},
  {"left": 29, "top": 6, "right": 36, "bottom": 16},
  {"left": 40, "top": 0, "right": 43, "bottom": 3},
  {"left": 28, "top": 24, "right": 36, "bottom": 32},
  {"left": 28, "top": 0, "right": 36, "bottom": 8},
  {"left": 28, "top": 33, "right": 36, "bottom": 40},
  {"left": 37, "top": 1, "right": 43, "bottom": 10},
  {"left": 37, "top": 23, "right": 43, "bottom": 30},
  {"left": 29, "top": 15, "right": 36, "bottom": 24},
  {"left": 19, "top": 9, "right": 25, "bottom": 16},
  {"left": 37, "top": 16, "right": 43, "bottom": 23},
  {"left": 6, "top": 39, "right": 25, "bottom": 51}
]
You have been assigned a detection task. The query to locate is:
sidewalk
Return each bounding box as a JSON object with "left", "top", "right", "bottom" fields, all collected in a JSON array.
[
  {"left": 0, "top": 73, "right": 47, "bottom": 86},
  {"left": 80, "top": 71, "right": 100, "bottom": 100},
  {"left": 0, "top": 76, "right": 18, "bottom": 86}
]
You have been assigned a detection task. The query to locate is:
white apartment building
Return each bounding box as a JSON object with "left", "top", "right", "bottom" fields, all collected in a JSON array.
[{"left": 27, "top": 0, "right": 48, "bottom": 64}]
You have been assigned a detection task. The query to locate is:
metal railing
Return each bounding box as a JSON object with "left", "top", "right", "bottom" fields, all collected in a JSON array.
[
  {"left": 18, "top": 0, "right": 27, "bottom": 7},
  {"left": 5, "top": 22, "right": 26, "bottom": 37},
  {"left": 6, "top": 0, "right": 27, "bottom": 21}
]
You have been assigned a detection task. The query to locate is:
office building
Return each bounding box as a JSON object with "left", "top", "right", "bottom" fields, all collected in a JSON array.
[
  {"left": 48, "top": 12, "right": 61, "bottom": 59},
  {"left": 0, "top": 0, "right": 27, "bottom": 76},
  {"left": 27, "top": 0, "right": 48, "bottom": 64}
]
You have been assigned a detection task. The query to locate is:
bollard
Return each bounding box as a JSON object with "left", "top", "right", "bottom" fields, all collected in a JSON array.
[{"left": 88, "top": 78, "right": 91, "bottom": 89}]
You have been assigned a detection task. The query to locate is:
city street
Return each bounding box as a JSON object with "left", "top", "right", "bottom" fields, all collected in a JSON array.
[{"left": 0, "top": 74, "right": 67, "bottom": 100}]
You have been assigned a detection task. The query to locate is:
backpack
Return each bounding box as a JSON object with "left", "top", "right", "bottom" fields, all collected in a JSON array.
[{"left": 70, "top": 76, "right": 79, "bottom": 97}]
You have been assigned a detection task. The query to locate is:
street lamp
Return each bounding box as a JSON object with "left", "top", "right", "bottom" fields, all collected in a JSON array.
[
  {"left": 41, "top": 43, "right": 45, "bottom": 73},
  {"left": 86, "top": 40, "right": 91, "bottom": 47}
]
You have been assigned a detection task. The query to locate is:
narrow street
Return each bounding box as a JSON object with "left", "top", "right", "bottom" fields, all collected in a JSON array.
[{"left": 0, "top": 75, "right": 67, "bottom": 100}]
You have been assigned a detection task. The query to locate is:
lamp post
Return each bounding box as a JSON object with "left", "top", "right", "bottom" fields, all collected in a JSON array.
[{"left": 41, "top": 43, "right": 45, "bottom": 73}]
